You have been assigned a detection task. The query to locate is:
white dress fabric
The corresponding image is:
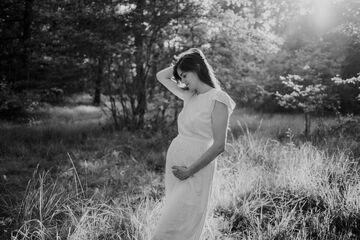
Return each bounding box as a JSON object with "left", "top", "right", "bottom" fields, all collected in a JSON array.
[{"left": 152, "top": 87, "right": 236, "bottom": 240}]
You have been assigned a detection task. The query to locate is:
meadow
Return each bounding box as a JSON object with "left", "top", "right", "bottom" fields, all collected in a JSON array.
[{"left": 1, "top": 100, "right": 359, "bottom": 240}]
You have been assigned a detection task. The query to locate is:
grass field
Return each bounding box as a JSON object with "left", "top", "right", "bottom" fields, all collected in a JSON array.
[{"left": 0, "top": 103, "right": 359, "bottom": 239}]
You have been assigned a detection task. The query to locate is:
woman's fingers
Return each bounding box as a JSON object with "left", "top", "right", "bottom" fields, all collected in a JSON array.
[
  {"left": 172, "top": 165, "right": 186, "bottom": 170},
  {"left": 172, "top": 165, "right": 189, "bottom": 180}
]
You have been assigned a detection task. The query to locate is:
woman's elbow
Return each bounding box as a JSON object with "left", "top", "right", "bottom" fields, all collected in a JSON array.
[{"left": 156, "top": 72, "right": 161, "bottom": 81}]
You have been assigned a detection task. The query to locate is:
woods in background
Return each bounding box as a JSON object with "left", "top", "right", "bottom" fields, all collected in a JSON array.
[{"left": 1, "top": 0, "right": 360, "bottom": 130}]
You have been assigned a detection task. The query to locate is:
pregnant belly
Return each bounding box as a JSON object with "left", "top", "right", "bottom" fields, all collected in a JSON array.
[
  {"left": 166, "top": 134, "right": 216, "bottom": 200},
  {"left": 167, "top": 134, "right": 213, "bottom": 166}
]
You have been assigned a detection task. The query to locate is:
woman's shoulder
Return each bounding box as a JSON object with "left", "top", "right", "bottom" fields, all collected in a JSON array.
[
  {"left": 210, "top": 88, "right": 236, "bottom": 113},
  {"left": 211, "top": 87, "right": 231, "bottom": 98}
]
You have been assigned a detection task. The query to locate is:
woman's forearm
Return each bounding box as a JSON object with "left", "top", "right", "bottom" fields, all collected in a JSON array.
[
  {"left": 156, "top": 66, "right": 173, "bottom": 81},
  {"left": 187, "top": 144, "right": 225, "bottom": 176}
]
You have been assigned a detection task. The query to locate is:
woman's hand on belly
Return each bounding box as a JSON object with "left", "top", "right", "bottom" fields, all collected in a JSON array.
[{"left": 172, "top": 165, "right": 192, "bottom": 180}]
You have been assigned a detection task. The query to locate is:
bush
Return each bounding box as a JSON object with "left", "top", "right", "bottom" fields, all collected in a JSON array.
[
  {"left": 312, "top": 115, "right": 360, "bottom": 157},
  {"left": 0, "top": 83, "right": 24, "bottom": 118}
]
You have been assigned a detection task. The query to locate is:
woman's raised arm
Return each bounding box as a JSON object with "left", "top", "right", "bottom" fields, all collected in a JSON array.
[{"left": 156, "top": 66, "right": 191, "bottom": 101}]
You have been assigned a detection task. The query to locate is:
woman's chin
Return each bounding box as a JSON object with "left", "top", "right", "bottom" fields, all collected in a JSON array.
[{"left": 184, "top": 86, "right": 193, "bottom": 92}]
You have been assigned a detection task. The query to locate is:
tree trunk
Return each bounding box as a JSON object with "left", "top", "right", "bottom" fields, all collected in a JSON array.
[
  {"left": 304, "top": 112, "right": 311, "bottom": 138},
  {"left": 252, "top": 0, "right": 260, "bottom": 29},
  {"left": 93, "top": 57, "right": 103, "bottom": 106},
  {"left": 132, "top": 0, "right": 147, "bottom": 130},
  {"left": 21, "top": 0, "right": 34, "bottom": 83}
]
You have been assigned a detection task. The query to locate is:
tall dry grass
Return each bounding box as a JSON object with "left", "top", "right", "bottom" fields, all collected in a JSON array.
[
  {"left": 5, "top": 131, "right": 360, "bottom": 239},
  {"left": 1, "top": 107, "right": 359, "bottom": 239},
  {"left": 204, "top": 130, "right": 360, "bottom": 239}
]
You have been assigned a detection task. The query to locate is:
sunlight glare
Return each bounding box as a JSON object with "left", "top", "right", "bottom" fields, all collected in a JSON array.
[
  {"left": 299, "top": 0, "right": 334, "bottom": 31},
  {"left": 313, "top": 0, "right": 332, "bottom": 30}
]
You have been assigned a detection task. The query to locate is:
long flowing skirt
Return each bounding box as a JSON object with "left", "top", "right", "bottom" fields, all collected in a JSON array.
[{"left": 151, "top": 134, "right": 216, "bottom": 240}]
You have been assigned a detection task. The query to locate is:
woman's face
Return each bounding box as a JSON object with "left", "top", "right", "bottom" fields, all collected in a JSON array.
[{"left": 176, "top": 69, "right": 200, "bottom": 92}]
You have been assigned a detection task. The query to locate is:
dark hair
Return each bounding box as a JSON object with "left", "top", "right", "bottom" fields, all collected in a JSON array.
[{"left": 173, "top": 48, "right": 221, "bottom": 90}]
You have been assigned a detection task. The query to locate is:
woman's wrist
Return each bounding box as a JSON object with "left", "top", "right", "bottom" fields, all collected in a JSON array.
[{"left": 187, "top": 165, "right": 197, "bottom": 177}]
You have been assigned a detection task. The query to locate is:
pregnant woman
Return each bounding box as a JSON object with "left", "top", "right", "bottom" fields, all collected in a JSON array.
[{"left": 151, "top": 48, "right": 236, "bottom": 240}]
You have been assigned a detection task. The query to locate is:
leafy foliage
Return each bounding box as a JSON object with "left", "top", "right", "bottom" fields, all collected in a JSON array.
[
  {"left": 1, "top": 0, "right": 360, "bottom": 129},
  {"left": 331, "top": 73, "right": 360, "bottom": 101},
  {"left": 275, "top": 74, "right": 333, "bottom": 113}
]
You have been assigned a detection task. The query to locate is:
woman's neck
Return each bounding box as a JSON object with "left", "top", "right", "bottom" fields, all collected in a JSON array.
[{"left": 196, "top": 83, "right": 213, "bottom": 95}]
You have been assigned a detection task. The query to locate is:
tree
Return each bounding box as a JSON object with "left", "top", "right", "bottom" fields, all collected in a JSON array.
[
  {"left": 331, "top": 73, "right": 360, "bottom": 102},
  {"left": 275, "top": 74, "right": 330, "bottom": 138},
  {"left": 0, "top": 0, "right": 35, "bottom": 86},
  {"left": 103, "top": 0, "right": 201, "bottom": 130},
  {"left": 190, "top": 0, "right": 283, "bottom": 107}
]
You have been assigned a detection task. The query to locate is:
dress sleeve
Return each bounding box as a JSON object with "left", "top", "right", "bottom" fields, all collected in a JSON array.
[{"left": 211, "top": 90, "right": 236, "bottom": 115}]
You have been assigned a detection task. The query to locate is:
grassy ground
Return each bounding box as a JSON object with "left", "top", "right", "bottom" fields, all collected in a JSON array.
[{"left": 0, "top": 103, "right": 359, "bottom": 239}]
